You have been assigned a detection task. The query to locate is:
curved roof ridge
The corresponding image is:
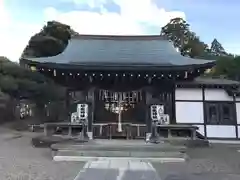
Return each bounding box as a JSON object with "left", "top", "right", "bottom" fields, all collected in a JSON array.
[{"left": 71, "top": 34, "right": 169, "bottom": 41}]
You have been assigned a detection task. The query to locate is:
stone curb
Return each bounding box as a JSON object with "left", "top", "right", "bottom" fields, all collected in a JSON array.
[{"left": 53, "top": 156, "right": 186, "bottom": 163}]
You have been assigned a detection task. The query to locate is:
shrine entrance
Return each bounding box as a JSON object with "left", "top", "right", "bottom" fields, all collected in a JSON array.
[{"left": 93, "top": 89, "right": 147, "bottom": 139}]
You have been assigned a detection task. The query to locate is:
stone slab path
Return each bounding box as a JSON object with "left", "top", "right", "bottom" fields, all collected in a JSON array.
[{"left": 74, "top": 159, "right": 161, "bottom": 180}]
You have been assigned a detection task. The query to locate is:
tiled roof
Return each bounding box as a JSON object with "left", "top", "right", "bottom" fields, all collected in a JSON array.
[
  {"left": 178, "top": 77, "right": 240, "bottom": 86},
  {"left": 24, "top": 35, "right": 215, "bottom": 67},
  {"left": 194, "top": 77, "right": 240, "bottom": 85}
]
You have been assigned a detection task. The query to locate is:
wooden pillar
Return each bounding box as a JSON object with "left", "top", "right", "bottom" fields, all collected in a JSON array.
[
  {"left": 171, "top": 82, "right": 176, "bottom": 124},
  {"left": 87, "top": 87, "right": 95, "bottom": 139},
  {"left": 145, "top": 90, "right": 152, "bottom": 133},
  {"left": 44, "top": 125, "right": 48, "bottom": 136},
  {"left": 65, "top": 88, "right": 71, "bottom": 121},
  {"left": 233, "top": 94, "right": 238, "bottom": 139},
  {"left": 145, "top": 88, "right": 152, "bottom": 141},
  {"left": 68, "top": 126, "right": 72, "bottom": 137},
  {"left": 168, "top": 129, "right": 172, "bottom": 138},
  {"left": 44, "top": 124, "right": 52, "bottom": 136},
  {"left": 191, "top": 129, "right": 197, "bottom": 140}
]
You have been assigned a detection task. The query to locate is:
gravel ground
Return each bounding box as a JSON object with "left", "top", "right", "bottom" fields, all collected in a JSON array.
[
  {"left": 153, "top": 144, "right": 240, "bottom": 180},
  {"left": 1, "top": 127, "right": 240, "bottom": 180},
  {"left": 0, "top": 128, "right": 84, "bottom": 180}
]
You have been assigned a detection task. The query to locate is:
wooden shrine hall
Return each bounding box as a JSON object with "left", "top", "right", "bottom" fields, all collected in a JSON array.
[{"left": 22, "top": 35, "right": 236, "bottom": 140}]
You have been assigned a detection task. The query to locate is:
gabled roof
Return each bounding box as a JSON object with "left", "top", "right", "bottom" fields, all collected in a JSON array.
[{"left": 23, "top": 35, "right": 215, "bottom": 69}]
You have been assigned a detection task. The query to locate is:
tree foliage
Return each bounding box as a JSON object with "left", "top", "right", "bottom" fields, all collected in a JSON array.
[
  {"left": 12, "top": 21, "right": 81, "bottom": 105},
  {"left": 21, "top": 21, "right": 78, "bottom": 58},
  {"left": 0, "top": 56, "right": 65, "bottom": 105},
  {"left": 161, "top": 18, "right": 240, "bottom": 80},
  {"left": 161, "top": 18, "right": 190, "bottom": 52},
  {"left": 160, "top": 18, "right": 230, "bottom": 59},
  {"left": 161, "top": 18, "right": 208, "bottom": 58},
  {"left": 211, "top": 56, "right": 240, "bottom": 81},
  {"left": 210, "top": 38, "right": 227, "bottom": 56},
  {"left": 181, "top": 33, "right": 208, "bottom": 58}
]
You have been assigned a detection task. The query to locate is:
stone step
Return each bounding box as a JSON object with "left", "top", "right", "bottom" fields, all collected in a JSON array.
[
  {"left": 53, "top": 151, "right": 187, "bottom": 163},
  {"left": 54, "top": 150, "right": 185, "bottom": 158},
  {"left": 51, "top": 142, "right": 186, "bottom": 153}
]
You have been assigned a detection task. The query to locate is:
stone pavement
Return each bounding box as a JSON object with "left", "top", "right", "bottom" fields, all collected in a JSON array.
[
  {"left": 73, "top": 159, "right": 161, "bottom": 180},
  {"left": 72, "top": 143, "right": 240, "bottom": 180},
  {"left": 152, "top": 144, "right": 240, "bottom": 180}
]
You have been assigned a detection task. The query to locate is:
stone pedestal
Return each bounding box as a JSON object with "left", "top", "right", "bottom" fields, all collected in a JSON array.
[
  {"left": 146, "top": 132, "right": 152, "bottom": 142},
  {"left": 87, "top": 131, "right": 93, "bottom": 140}
]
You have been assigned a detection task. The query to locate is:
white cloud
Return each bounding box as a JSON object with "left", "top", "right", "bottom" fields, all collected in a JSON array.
[
  {"left": 0, "top": 1, "right": 42, "bottom": 62},
  {"left": 62, "top": 0, "right": 107, "bottom": 8},
  {"left": 0, "top": 23, "right": 42, "bottom": 61},
  {"left": 0, "top": 24, "right": 41, "bottom": 62},
  {"left": 43, "top": 0, "right": 185, "bottom": 35},
  {"left": 0, "top": 0, "right": 11, "bottom": 27},
  {"left": 113, "top": 0, "right": 185, "bottom": 27},
  {"left": 44, "top": 9, "right": 144, "bottom": 35},
  {"left": 0, "top": 0, "right": 186, "bottom": 61}
]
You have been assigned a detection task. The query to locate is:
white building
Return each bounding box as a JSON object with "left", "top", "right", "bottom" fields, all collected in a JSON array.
[{"left": 176, "top": 77, "right": 240, "bottom": 140}]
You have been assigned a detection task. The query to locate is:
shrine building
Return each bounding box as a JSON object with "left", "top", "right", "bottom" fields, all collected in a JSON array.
[{"left": 21, "top": 35, "right": 240, "bottom": 140}]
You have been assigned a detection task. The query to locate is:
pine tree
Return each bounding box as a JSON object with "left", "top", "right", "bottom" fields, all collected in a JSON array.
[{"left": 210, "top": 38, "right": 226, "bottom": 56}]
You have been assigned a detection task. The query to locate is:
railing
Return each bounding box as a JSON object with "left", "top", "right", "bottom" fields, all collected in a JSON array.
[
  {"left": 29, "top": 122, "right": 199, "bottom": 140},
  {"left": 42, "top": 122, "right": 84, "bottom": 137},
  {"left": 92, "top": 123, "right": 198, "bottom": 140},
  {"left": 93, "top": 123, "right": 146, "bottom": 139},
  {"left": 156, "top": 124, "right": 198, "bottom": 140}
]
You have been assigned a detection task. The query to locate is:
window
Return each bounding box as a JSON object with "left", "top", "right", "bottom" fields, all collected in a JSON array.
[
  {"left": 207, "top": 104, "right": 218, "bottom": 124},
  {"left": 205, "top": 102, "right": 236, "bottom": 125}
]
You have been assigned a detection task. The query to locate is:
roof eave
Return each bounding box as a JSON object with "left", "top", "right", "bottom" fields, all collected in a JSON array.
[{"left": 21, "top": 58, "right": 215, "bottom": 71}]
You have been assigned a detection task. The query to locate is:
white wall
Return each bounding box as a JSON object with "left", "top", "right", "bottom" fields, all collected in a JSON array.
[
  {"left": 206, "top": 125, "right": 236, "bottom": 138},
  {"left": 175, "top": 88, "right": 202, "bottom": 101},
  {"left": 204, "top": 89, "right": 233, "bottom": 101},
  {"left": 238, "top": 126, "right": 240, "bottom": 138},
  {"left": 175, "top": 87, "right": 238, "bottom": 139},
  {"left": 176, "top": 102, "right": 204, "bottom": 124},
  {"left": 236, "top": 103, "right": 240, "bottom": 124}
]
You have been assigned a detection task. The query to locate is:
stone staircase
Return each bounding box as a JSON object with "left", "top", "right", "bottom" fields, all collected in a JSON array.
[{"left": 51, "top": 139, "right": 188, "bottom": 162}]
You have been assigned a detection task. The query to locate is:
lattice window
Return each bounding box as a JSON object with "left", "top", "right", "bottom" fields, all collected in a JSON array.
[{"left": 205, "top": 102, "right": 236, "bottom": 125}]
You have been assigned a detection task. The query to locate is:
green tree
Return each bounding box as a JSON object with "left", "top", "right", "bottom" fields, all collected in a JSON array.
[
  {"left": 0, "top": 56, "right": 65, "bottom": 105},
  {"left": 210, "top": 38, "right": 227, "bottom": 56},
  {"left": 210, "top": 56, "right": 240, "bottom": 81},
  {"left": 0, "top": 75, "right": 18, "bottom": 96},
  {"left": 161, "top": 18, "right": 208, "bottom": 58},
  {"left": 181, "top": 32, "right": 208, "bottom": 58},
  {"left": 161, "top": 18, "right": 190, "bottom": 51},
  {"left": 229, "top": 56, "right": 240, "bottom": 80},
  {"left": 21, "top": 21, "right": 78, "bottom": 58},
  {"left": 212, "top": 56, "right": 235, "bottom": 75}
]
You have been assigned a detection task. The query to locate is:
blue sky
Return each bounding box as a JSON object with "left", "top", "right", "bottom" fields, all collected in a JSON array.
[{"left": 0, "top": 0, "right": 239, "bottom": 61}]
